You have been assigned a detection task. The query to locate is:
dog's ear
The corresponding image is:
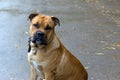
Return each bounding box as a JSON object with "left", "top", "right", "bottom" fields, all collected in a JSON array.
[
  {"left": 28, "top": 13, "right": 39, "bottom": 21},
  {"left": 51, "top": 16, "right": 60, "bottom": 26}
]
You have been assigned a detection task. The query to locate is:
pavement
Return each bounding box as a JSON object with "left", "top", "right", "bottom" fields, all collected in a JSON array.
[{"left": 0, "top": 0, "right": 120, "bottom": 80}]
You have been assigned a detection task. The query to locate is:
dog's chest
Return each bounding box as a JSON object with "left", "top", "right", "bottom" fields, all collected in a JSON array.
[
  {"left": 28, "top": 48, "right": 46, "bottom": 78},
  {"left": 32, "top": 61, "right": 45, "bottom": 76}
]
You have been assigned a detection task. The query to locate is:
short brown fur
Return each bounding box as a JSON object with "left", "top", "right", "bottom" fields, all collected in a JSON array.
[{"left": 28, "top": 13, "right": 88, "bottom": 80}]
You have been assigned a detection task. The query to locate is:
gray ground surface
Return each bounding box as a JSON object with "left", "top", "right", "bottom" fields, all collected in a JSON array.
[{"left": 0, "top": 0, "right": 120, "bottom": 80}]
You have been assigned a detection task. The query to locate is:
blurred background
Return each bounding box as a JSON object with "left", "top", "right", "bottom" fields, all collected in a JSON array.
[{"left": 0, "top": 0, "right": 120, "bottom": 80}]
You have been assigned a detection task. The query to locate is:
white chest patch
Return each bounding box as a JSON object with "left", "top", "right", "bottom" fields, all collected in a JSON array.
[
  {"left": 32, "top": 61, "right": 44, "bottom": 77},
  {"left": 28, "top": 47, "right": 45, "bottom": 79}
]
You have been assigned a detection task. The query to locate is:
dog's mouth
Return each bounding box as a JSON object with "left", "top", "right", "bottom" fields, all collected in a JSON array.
[
  {"left": 31, "top": 32, "right": 47, "bottom": 46},
  {"left": 31, "top": 37, "right": 47, "bottom": 45}
]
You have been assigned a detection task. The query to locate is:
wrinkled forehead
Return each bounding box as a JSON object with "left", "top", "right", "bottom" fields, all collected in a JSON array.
[{"left": 31, "top": 15, "right": 54, "bottom": 26}]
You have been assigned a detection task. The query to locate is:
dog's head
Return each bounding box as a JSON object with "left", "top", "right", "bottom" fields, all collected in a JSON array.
[{"left": 28, "top": 13, "right": 60, "bottom": 46}]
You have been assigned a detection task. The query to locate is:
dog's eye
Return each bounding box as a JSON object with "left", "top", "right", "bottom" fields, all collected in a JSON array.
[
  {"left": 33, "top": 22, "right": 39, "bottom": 28},
  {"left": 45, "top": 25, "right": 52, "bottom": 30}
]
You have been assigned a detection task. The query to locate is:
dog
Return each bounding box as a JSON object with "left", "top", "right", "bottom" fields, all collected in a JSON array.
[{"left": 28, "top": 13, "right": 88, "bottom": 80}]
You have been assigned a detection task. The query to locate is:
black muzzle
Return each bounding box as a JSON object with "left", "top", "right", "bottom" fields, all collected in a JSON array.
[{"left": 31, "top": 31, "right": 47, "bottom": 45}]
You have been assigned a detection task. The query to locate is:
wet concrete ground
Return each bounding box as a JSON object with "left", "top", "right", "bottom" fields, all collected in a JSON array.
[{"left": 0, "top": 0, "right": 120, "bottom": 80}]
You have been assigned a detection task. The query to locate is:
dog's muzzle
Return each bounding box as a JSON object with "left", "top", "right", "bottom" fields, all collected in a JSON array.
[{"left": 31, "top": 31, "right": 47, "bottom": 45}]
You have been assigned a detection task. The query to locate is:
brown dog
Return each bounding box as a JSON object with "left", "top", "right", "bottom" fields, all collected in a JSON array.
[{"left": 28, "top": 13, "right": 88, "bottom": 80}]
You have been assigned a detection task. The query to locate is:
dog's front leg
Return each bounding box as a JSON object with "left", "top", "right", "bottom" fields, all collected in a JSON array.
[
  {"left": 45, "top": 72, "right": 54, "bottom": 80},
  {"left": 30, "top": 64, "right": 38, "bottom": 80}
]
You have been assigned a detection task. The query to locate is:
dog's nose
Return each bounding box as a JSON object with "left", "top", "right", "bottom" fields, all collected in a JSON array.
[{"left": 36, "top": 31, "right": 45, "bottom": 36}]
